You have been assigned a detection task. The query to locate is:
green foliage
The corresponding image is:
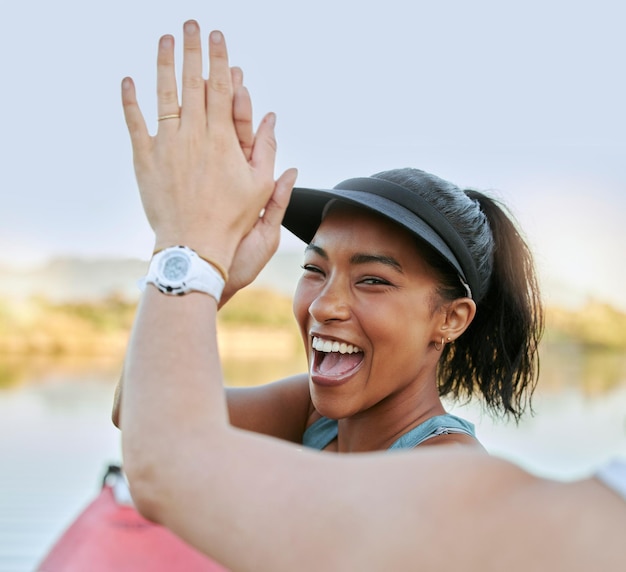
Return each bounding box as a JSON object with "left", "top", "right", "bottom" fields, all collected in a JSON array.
[
  {"left": 39, "top": 294, "right": 137, "bottom": 332},
  {"left": 218, "top": 288, "right": 295, "bottom": 327},
  {"left": 0, "top": 294, "right": 137, "bottom": 356},
  {"left": 0, "top": 360, "right": 26, "bottom": 388},
  {"left": 2, "top": 291, "right": 625, "bottom": 358},
  {"left": 545, "top": 301, "right": 626, "bottom": 350}
]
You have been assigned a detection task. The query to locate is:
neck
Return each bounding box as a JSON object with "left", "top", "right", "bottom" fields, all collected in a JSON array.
[{"left": 335, "top": 381, "right": 447, "bottom": 452}]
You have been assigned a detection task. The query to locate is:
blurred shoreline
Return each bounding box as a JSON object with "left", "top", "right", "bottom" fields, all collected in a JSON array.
[
  {"left": 0, "top": 283, "right": 624, "bottom": 393},
  {"left": 1, "top": 254, "right": 624, "bottom": 393}
]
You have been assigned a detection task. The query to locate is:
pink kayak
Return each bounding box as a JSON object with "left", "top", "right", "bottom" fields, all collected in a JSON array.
[{"left": 37, "top": 465, "right": 227, "bottom": 571}]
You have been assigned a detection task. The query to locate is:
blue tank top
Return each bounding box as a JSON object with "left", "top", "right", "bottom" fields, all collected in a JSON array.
[{"left": 302, "top": 413, "right": 476, "bottom": 450}]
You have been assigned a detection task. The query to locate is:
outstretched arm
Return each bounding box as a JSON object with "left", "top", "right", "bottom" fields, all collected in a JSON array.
[
  {"left": 114, "top": 22, "right": 306, "bottom": 436},
  {"left": 120, "top": 21, "right": 626, "bottom": 572},
  {"left": 112, "top": 51, "right": 300, "bottom": 428},
  {"left": 120, "top": 17, "right": 297, "bottom": 513}
]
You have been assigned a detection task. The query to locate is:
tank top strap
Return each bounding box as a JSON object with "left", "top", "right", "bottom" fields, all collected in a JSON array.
[
  {"left": 302, "top": 417, "right": 339, "bottom": 450},
  {"left": 387, "top": 413, "right": 476, "bottom": 450}
]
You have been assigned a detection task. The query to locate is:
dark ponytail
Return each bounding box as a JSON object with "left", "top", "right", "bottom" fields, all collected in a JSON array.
[{"left": 438, "top": 191, "right": 544, "bottom": 421}]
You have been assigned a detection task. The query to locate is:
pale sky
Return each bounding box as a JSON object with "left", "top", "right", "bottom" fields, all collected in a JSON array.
[{"left": 1, "top": 0, "right": 624, "bottom": 308}]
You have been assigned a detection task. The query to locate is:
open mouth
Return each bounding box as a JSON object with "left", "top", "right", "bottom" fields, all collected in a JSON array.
[{"left": 311, "top": 336, "right": 364, "bottom": 377}]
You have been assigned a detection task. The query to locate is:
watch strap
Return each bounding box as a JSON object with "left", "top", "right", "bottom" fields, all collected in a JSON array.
[{"left": 139, "top": 246, "right": 225, "bottom": 302}]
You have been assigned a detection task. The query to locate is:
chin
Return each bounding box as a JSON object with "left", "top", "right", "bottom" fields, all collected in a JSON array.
[{"left": 310, "top": 392, "right": 360, "bottom": 421}]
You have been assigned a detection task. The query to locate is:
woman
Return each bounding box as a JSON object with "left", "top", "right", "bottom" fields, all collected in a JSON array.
[
  {"left": 119, "top": 21, "right": 626, "bottom": 570},
  {"left": 277, "top": 166, "right": 541, "bottom": 452}
]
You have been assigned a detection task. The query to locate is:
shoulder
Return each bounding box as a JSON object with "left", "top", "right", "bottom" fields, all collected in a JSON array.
[
  {"left": 418, "top": 432, "right": 485, "bottom": 449},
  {"left": 227, "top": 372, "right": 309, "bottom": 399}
]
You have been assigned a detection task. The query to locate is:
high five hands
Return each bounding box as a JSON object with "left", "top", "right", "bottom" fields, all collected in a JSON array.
[{"left": 121, "top": 20, "right": 297, "bottom": 303}]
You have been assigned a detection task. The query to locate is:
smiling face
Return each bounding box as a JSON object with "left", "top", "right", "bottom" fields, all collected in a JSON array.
[{"left": 293, "top": 202, "right": 448, "bottom": 421}]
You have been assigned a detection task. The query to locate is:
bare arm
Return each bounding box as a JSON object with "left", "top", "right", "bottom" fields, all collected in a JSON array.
[
  {"left": 226, "top": 374, "right": 312, "bottom": 441},
  {"left": 114, "top": 370, "right": 311, "bottom": 442},
  {"left": 112, "top": 43, "right": 303, "bottom": 435},
  {"left": 120, "top": 19, "right": 295, "bottom": 508}
]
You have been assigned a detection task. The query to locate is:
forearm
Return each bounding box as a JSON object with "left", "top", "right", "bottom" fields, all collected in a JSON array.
[
  {"left": 112, "top": 292, "right": 231, "bottom": 430},
  {"left": 121, "top": 286, "right": 228, "bottom": 514}
]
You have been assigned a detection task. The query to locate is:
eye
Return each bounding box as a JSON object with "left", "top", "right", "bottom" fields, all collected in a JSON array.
[
  {"left": 301, "top": 264, "right": 324, "bottom": 275},
  {"left": 360, "top": 276, "right": 391, "bottom": 286}
]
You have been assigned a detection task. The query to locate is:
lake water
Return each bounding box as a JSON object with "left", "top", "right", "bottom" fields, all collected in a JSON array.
[{"left": 1, "top": 347, "right": 625, "bottom": 571}]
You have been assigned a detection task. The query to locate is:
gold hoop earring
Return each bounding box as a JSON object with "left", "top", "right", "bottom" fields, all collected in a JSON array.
[{"left": 434, "top": 337, "right": 445, "bottom": 351}]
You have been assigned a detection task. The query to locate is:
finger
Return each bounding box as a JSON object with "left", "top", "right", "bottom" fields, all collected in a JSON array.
[
  {"left": 156, "top": 34, "right": 180, "bottom": 127},
  {"left": 260, "top": 168, "right": 298, "bottom": 226},
  {"left": 231, "top": 67, "right": 254, "bottom": 161},
  {"left": 206, "top": 30, "right": 233, "bottom": 127},
  {"left": 181, "top": 20, "right": 205, "bottom": 125},
  {"left": 250, "top": 112, "right": 277, "bottom": 172},
  {"left": 230, "top": 66, "right": 243, "bottom": 91},
  {"left": 121, "top": 77, "right": 150, "bottom": 158}
]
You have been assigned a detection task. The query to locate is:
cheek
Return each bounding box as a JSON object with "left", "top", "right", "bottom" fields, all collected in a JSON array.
[
  {"left": 362, "top": 293, "right": 408, "bottom": 328},
  {"left": 365, "top": 299, "right": 432, "bottom": 356},
  {"left": 292, "top": 279, "right": 313, "bottom": 336}
]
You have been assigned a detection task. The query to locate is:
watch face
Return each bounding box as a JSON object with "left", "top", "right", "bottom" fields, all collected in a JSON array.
[{"left": 162, "top": 254, "right": 190, "bottom": 282}]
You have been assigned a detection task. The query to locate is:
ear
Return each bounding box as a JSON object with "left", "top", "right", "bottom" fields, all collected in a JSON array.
[{"left": 436, "top": 298, "right": 477, "bottom": 343}]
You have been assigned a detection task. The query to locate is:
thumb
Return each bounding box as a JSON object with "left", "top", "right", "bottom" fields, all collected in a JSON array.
[{"left": 260, "top": 168, "right": 298, "bottom": 227}]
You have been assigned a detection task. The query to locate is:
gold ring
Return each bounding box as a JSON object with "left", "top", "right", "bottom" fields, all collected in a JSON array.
[{"left": 158, "top": 114, "right": 181, "bottom": 121}]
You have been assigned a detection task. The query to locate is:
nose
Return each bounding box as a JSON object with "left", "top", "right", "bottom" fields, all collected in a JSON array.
[{"left": 308, "top": 277, "right": 351, "bottom": 323}]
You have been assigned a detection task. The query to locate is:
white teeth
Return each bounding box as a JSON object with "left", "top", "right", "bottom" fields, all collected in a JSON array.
[{"left": 312, "top": 336, "right": 362, "bottom": 354}]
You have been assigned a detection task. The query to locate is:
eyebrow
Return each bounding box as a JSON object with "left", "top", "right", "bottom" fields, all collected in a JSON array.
[{"left": 305, "top": 244, "right": 403, "bottom": 273}]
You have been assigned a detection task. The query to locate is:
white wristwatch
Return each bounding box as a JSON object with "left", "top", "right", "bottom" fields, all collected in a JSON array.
[{"left": 139, "top": 246, "right": 225, "bottom": 302}]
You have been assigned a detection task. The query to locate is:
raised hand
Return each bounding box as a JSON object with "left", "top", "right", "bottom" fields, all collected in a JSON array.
[
  {"left": 220, "top": 67, "right": 297, "bottom": 304},
  {"left": 121, "top": 20, "right": 295, "bottom": 276}
]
